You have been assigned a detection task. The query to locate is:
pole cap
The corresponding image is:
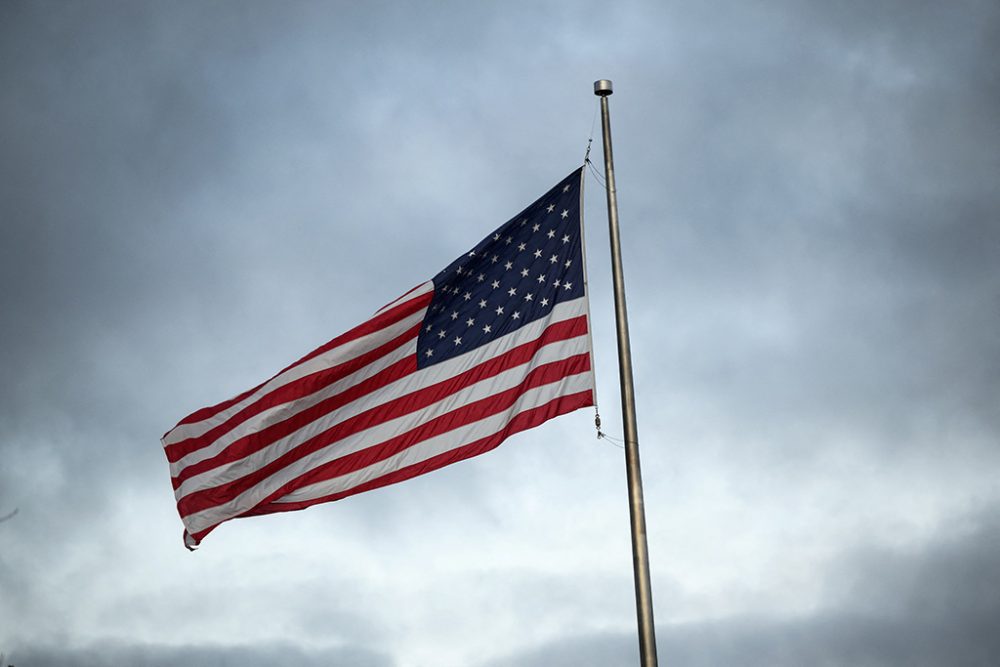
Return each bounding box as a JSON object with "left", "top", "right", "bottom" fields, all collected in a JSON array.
[{"left": 594, "top": 79, "right": 613, "bottom": 96}]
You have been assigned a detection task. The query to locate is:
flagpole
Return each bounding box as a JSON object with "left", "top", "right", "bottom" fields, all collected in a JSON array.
[{"left": 594, "top": 79, "right": 658, "bottom": 666}]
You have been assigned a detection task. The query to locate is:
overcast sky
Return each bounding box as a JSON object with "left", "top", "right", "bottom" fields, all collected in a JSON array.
[{"left": 1, "top": 1, "right": 998, "bottom": 665}]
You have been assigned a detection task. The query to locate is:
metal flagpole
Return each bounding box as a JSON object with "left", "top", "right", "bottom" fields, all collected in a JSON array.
[{"left": 594, "top": 79, "right": 658, "bottom": 666}]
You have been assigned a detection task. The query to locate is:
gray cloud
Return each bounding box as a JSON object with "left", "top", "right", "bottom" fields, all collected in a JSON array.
[
  {"left": 10, "top": 640, "right": 394, "bottom": 667},
  {"left": 486, "top": 504, "right": 1000, "bottom": 666},
  {"left": 1, "top": 0, "right": 997, "bottom": 664}
]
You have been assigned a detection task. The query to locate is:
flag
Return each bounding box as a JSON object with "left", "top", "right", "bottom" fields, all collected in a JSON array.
[{"left": 162, "top": 168, "right": 595, "bottom": 548}]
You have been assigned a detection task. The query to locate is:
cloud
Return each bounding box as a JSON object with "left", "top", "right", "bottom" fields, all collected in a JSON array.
[
  {"left": 484, "top": 503, "right": 1000, "bottom": 666},
  {"left": 8, "top": 640, "right": 394, "bottom": 667},
  {"left": 0, "top": 1, "right": 997, "bottom": 665}
]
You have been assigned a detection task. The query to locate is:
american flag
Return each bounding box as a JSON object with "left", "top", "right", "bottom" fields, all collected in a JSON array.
[{"left": 162, "top": 168, "right": 595, "bottom": 548}]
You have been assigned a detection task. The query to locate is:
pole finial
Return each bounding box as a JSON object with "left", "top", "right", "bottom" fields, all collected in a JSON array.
[{"left": 594, "top": 79, "right": 613, "bottom": 96}]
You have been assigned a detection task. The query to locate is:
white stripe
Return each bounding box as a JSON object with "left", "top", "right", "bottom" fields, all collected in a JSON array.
[
  {"left": 183, "top": 368, "right": 593, "bottom": 535},
  {"left": 163, "top": 297, "right": 428, "bottom": 448},
  {"left": 162, "top": 286, "right": 432, "bottom": 448},
  {"left": 174, "top": 328, "right": 590, "bottom": 501},
  {"left": 169, "top": 323, "right": 419, "bottom": 476},
  {"left": 276, "top": 370, "right": 594, "bottom": 504},
  {"left": 172, "top": 297, "right": 589, "bottom": 494}
]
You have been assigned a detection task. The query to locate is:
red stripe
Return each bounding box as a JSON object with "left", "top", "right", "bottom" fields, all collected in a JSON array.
[
  {"left": 171, "top": 353, "right": 418, "bottom": 488},
  {"left": 176, "top": 319, "right": 588, "bottom": 516},
  {"left": 251, "top": 354, "right": 592, "bottom": 504},
  {"left": 275, "top": 290, "right": 430, "bottom": 378},
  {"left": 165, "top": 320, "right": 422, "bottom": 464},
  {"left": 375, "top": 282, "right": 426, "bottom": 314},
  {"left": 172, "top": 316, "right": 585, "bottom": 489},
  {"left": 175, "top": 316, "right": 587, "bottom": 500},
  {"left": 188, "top": 389, "right": 594, "bottom": 545},
  {"left": 168, "top": 290, "right": 431, "bottom": 430},
  {"left": 168, "top": 383, "right": 264, "bottom": 438},
  {"left": 176, "top": 319, "right": 589, "bottom": 518}
]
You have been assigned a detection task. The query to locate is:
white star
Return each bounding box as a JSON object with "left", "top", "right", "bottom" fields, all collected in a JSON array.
[
  {"left": 562, "top": 234, "right": 570, "bottom": 244},
  {"left": 456, "top": 266, "right": 463, "bottom": 275},
  {"left": 524, "top": 293, "right": 533, "bottom": 301},
  {"left": 505, "top": 236, "right": 512, "bottom": 244},
  {"left": 512, "top": 311, "right": 521, "bottom": 320},
  {"left": 495, "top": 305, "right": 504, "bottom": 315},
  {"left": 477, "top": 273, "right": 485, "bottom": 282},
  {"left": 564, "top": 259, "right": 572, "bottom": 268},
  {"left": 549, "top": 254, "right": 558, "bottom": 264},
  {"left": 563, "top": 183, "right": 571, "bottom": 192},
  {"left": 463, "top": 292, "right": 471, "bottom": 300},
  {"left": 507, "top": 287, "right": 517, "bottom": 297},
  {"left": 425, "top": 349, "right": 434, "bottom": 357},
  {"left": 560, "top": 209, "right": 569, "bottom": 219},
  {"left": 451, "top": 311, "right": 459, "bottom": 320},
  {"left": 468, "top": 250, "right": 476, "bottom": 257},
  {"left": 518, "top": 242, "right": 526, "bottom": 251},
  {"left": 537, "top": 274, "right": 546, "bottom": 283},
  {"left": 553, "top": 279, "right": 561, "bottom": 287},
  {"left": 491, "top": 279, "right": 500, "bottom": 289},
  {"left": 425, "top": 324, "right": 433, "bottom": 332},
  {"left": 479, "top": 299, "right": 487, "bottom": 308},
  {"left": 520, "top": 268, "right": 529, "bottom": 277},
  {"left": 540, "top": 297, "right": 549, "bottom": 306},
  {"left": 547, "top": 229, "right": 556, "bottom": 239},
  {"left": 438, "top": 330, "right": 446, "bottom": 339},
  {"left": 453, "top": 336, "right": 462, "bottom": 346},
  {"left": 493, "top": 233, "right": 501, "bottom": 241},
  {"left": 563, "top": 281, "right": 573, "bottom": 290},
  {"left": 491, "top": 255, "right": 499, "bottom": 263},
  {"left": 504, "top": 260, "right": 513, "bottom": 270},
  {"left": 546, "top": 204, "right": 555, "bottom": 213},
  {"left": 533, "top": 249, "right": 543, "bottom": 258},
  {"left": 483, "top": 324, "right": 492, "bottom": 333},
  {"left": 466, "top": 317, "right": 475, "bottom": 327},
  {"left": 532, "top": 222, "right": 540, "bottom": 232}
]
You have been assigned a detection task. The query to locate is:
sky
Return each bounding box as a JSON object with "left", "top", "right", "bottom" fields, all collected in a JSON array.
[{"left": 1, "top": 0, "right": 998, "bottom": 665}]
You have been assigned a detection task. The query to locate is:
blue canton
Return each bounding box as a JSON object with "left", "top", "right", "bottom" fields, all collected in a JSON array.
[{"left": 417, "top": 168, "right": 586, "bottom": 368}]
